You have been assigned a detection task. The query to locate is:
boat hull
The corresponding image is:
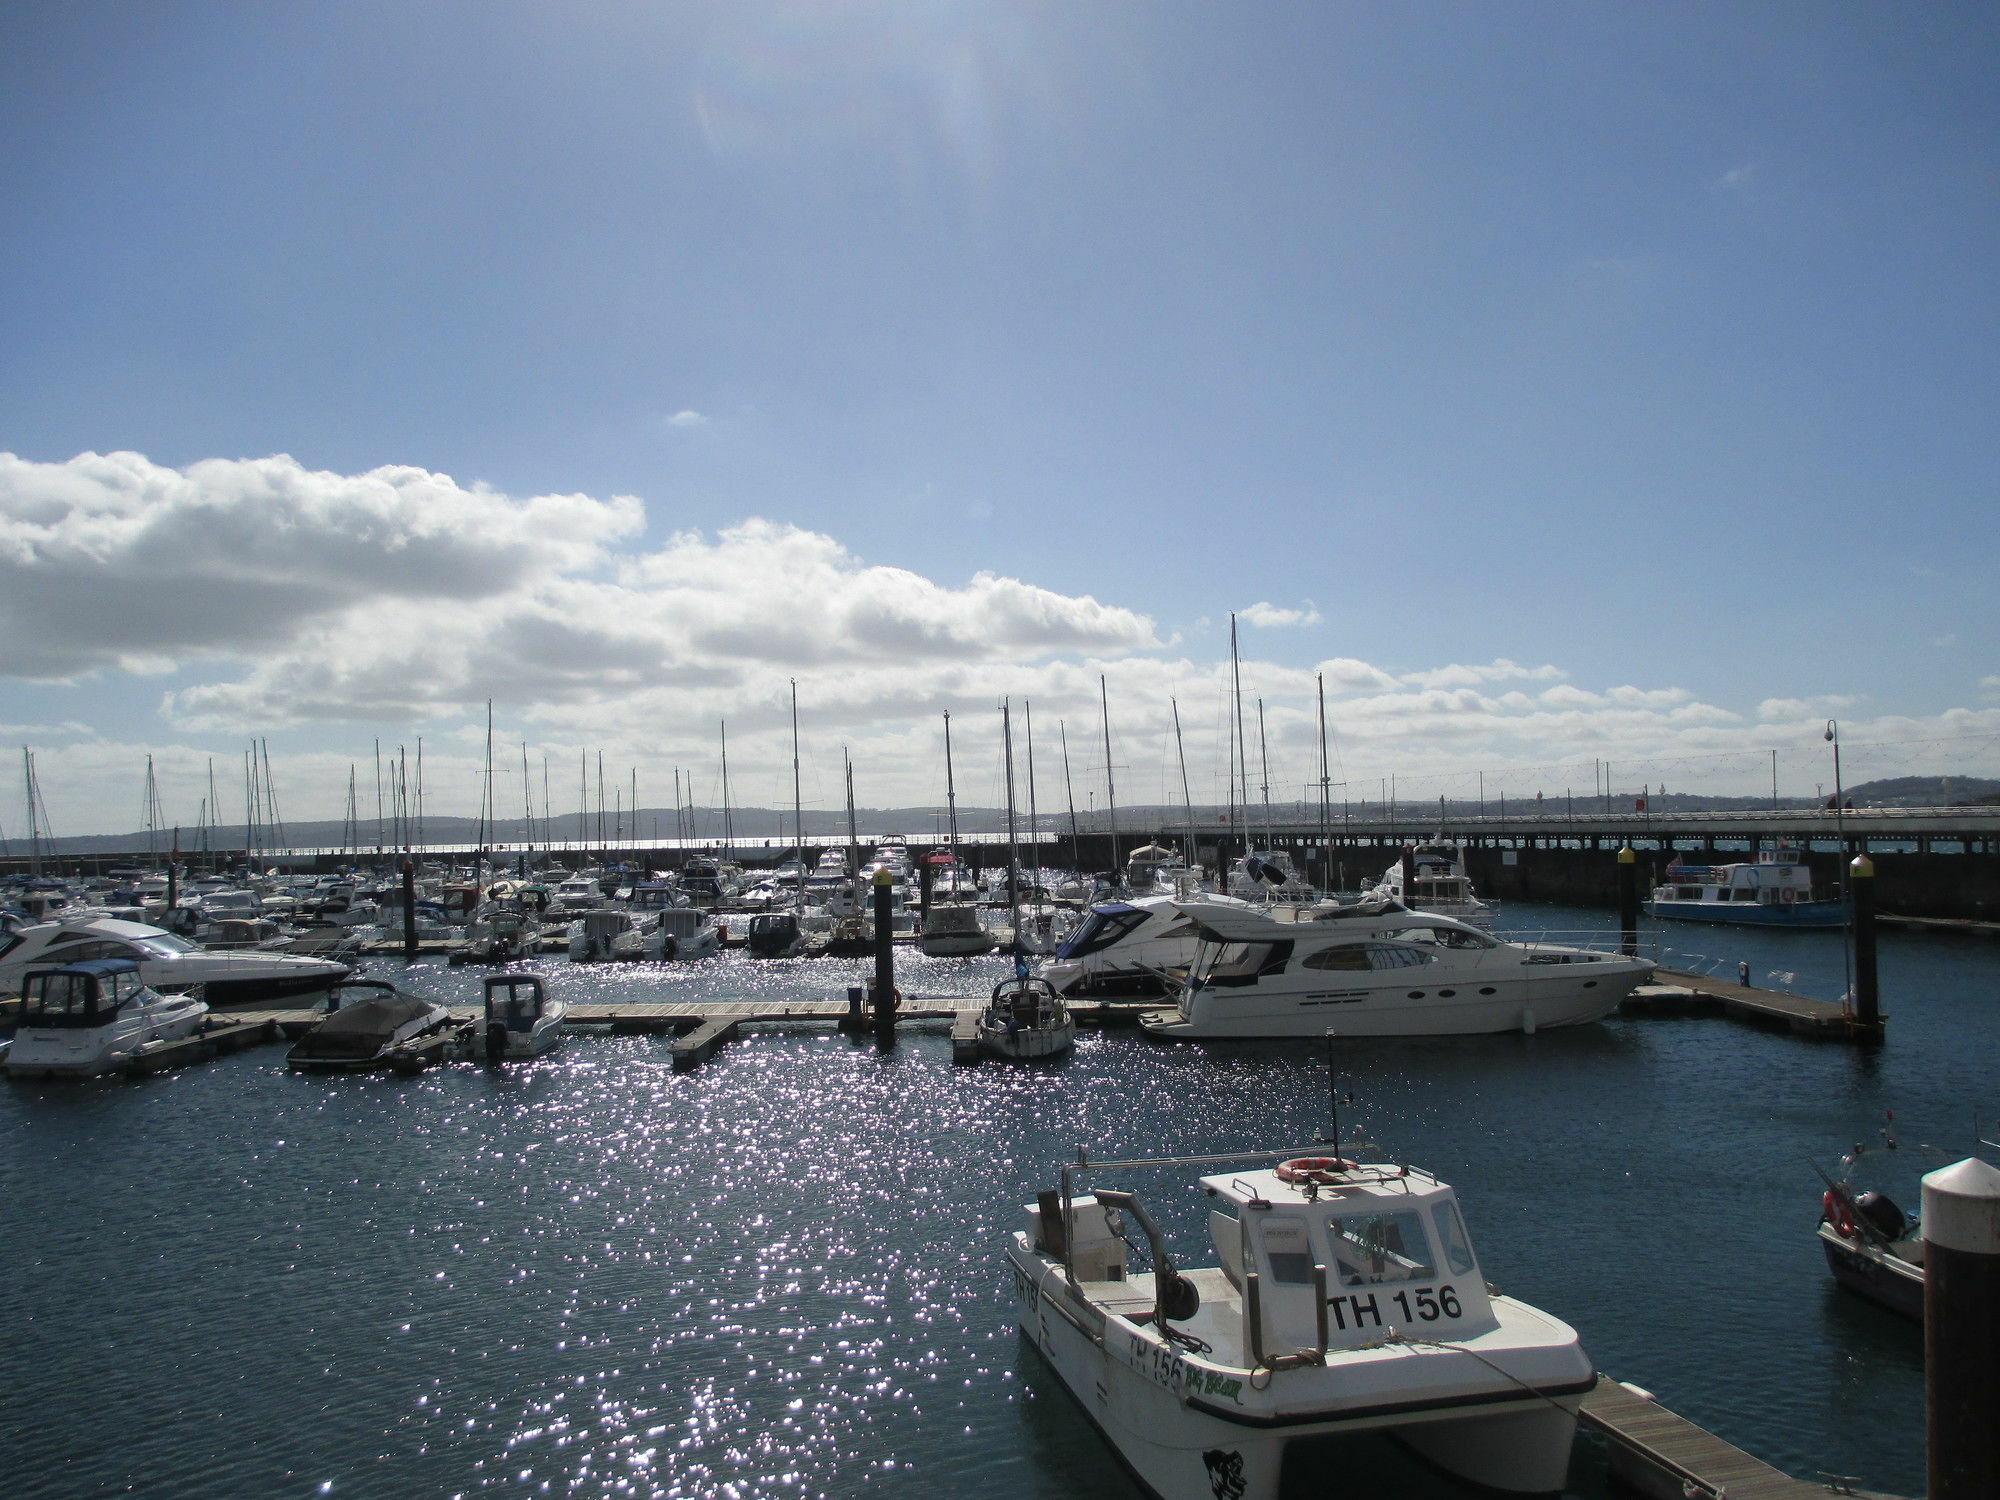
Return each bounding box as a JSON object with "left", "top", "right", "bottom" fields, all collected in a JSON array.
[
  {"left": 1008, "top": 1243, "right": 1583, "bottom": 1498},
  {"left": 978, "top": 1019, "right": 1075, "bottom": 1060},
  {"left": 1817, "top": 1224, "right": 1924, "bottom": 1321},
  {"left": 1648, "top": 900, "right": 1846, "bottom": 929},
  {"left": 5, "top": 997, "right": 209, "bottom": 1078}
]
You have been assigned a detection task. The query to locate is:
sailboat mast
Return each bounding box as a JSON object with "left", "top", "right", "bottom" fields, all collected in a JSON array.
[
  {"left": 143, "top": 755, "right": 159, "bottom": 863},
  {"left": 719, "top": 722, "right": 734, "bottom": 857},
  {"left": 943, "top": 711, "right": 960, "bottom": 848},
  {"left": 522, "top": 743, "right": 534, "bottom": 850},
  {"left": 1099, "top": 675, "right": 1120, "bottom": 873},
  {"left": 1256, "top": 697, "right": 1272, "bottom": 847},
  {"left": 1171, "top": 697, "right": 1196, "bottom": 870},
  {"left": 1001, "top": 699, "right": 1019, "bottom": 920},
  {"left": 790, "top": 679, "right": 805, "bottom": 909},
  {"left": 1316, "top": 673, "right": 1331, "bottom": 893},
  {"left": 23, "top": 748, "right": 40, "bottom": 876},
  {"left": 1023, "top": 701, "right": 1039, "bottom": 882},
  {"left": 1059, "top": 722, "right": 1080, "bottom": 859},
  {"left": 1229, "top": 613, "right": 1247, "bottom": 872},
  {"left": 480, "top": 701, "right": 494, "bottom": 855}
]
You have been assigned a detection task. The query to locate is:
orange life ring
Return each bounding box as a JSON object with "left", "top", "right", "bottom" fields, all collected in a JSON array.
[
  {"left": 1821, "top": 1189, "right": 1858, "bottom": 1239},
  {"left": 1277, "top": 1156, "right": 1358, "bottom": 1184}
]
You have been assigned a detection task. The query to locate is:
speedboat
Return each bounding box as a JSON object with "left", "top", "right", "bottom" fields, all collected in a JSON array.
[
  {"left": 1371, "top": 840, "right": 1495, "bottom": 930},
  {"left": 1009, "top": 1148, "right": 1594, "bottom": 1497},
  {"left": 0, "top": 915, "right": 350, "bottom": 1006},
  {"left": 5, "top": 959, "right": 209, "bottom": 1078},
  {"left": 1816, "top": 1177, "right": 1924, "bottom": 1321},
  {"left": 977, "top": 975, "right": 1074, "bottom": 1060},
  {"left": 479, "top": 972, "right": 566, "bottom": 1061},
  {"left": 567, "top": 910, "right": 645, "bottom": 962},
  {"left": 1036, "top": 894, "right": 1256, "bottom": 999},
  {"left": 1141, "top": 904, "right": 1653, "bottom": 1039},
  {"left": 286, "top": 981, "right": 453, "bottom": 1071},
  {"left": 646, "top": 906, "right": 721, "bottom": 961},
  {"left": 1650, "top": 846, "right": 1845, "bottom": 928},
  {"left": 918, "top": 903, "right": 995, "bottom": 958}
]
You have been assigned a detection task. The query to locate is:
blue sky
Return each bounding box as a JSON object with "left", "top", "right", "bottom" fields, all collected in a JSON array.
[{"left": 2, "top": 2, "right": 1997, "bottom": 832}]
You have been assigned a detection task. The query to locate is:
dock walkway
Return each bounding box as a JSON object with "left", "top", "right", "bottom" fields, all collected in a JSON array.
[
  {"left": 1580, "top": 1376, "right": 1899, "bottom": 1498},
  {"left": 1627, "top": 969, "right": 1881, "bottom": 1042}
]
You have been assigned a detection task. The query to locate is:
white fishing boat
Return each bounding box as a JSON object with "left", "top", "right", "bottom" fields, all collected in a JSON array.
[
  {"left": 1142, "top": 903, "right": 1652, "bottom": 1039},
  {"left": 479, "top": 972, "right": 566, "bottom": 1061},
  {"left": 5, "top": 959, "right": 209, "bottom": 1078},
  {"left": 977, "top": 975, "right": 1074, "bottom": 1060},
  {"left": 918, "top": 903, "right": 995, "bottom": 957},
  {"left": 646, "top": 906, "right": 722, "bottom": 961},
  {"left": 0, "top": 915, "right": 350, "bottom": 1005},
  {"left": 1371, "top": 840, "right": 1495, "bottom": 930},
  {"left": 1009, "top": 1147, "right": 1593, "bottom": 1498}
]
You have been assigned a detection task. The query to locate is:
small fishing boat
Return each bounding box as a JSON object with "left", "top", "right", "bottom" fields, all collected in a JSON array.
[
  {"left": 567, "top": 909, "right": 645, "bottom": 962},
  {"left": 1812, "top": 1124, "right": 1926, "bottom": 1321},
  {"left": 978, "top": 975, "right": 1074, "bottom": 1060},
  {"left": 449, "top": 911, "right": 537, "bottom": 966},
  {"left": 285, "top": 981, "right": 453, "bottom": 1072},
  {"left": 479, "top": 972, "right": 566, "bottom": 1062},
  {"left": 820, "top": 913, "right": 875, "bottom": 958},
  {"left": 1649, "top": 846, "right": 1845, "bottom": 928},
  {"left": 918, "top": 903, "right": 995, "bottom": 957},
  {"left": 5, "top": 959, "right": 209, "bottom": 1078},
  {"left": 645, "top": 906, "right": 721, "bottom": 961},
  {"left": 1009, "top": 1147, "right": 1594, "bottom": 1498}
]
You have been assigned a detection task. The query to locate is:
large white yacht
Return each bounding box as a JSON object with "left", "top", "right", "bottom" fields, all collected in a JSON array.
[
  {"left": 6, "top": 958, "right": 210, "bottom": 1078},
  {"left": 1142, "top": 902, "right": 1651, "bottom": 1038},
  {"left": 1370, "top": 840, "right": 1495, "bottom": 929},
  {"left": 1009, "top": 1147, "right": 1594, "bottom": 1498},
  {"left": 0, "top": 915, "right": 350, "bottom": 1006}
]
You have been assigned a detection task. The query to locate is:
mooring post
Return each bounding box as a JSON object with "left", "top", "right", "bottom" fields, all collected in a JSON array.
[
  {"left": 870, "top": 868, "right": 898, "bottom": 1037},
  {"left": 1924, "top": 1156, "right": 2000, "bottom": 1500},
  {"left": 842, "top": 985, "right": 865, "bottom": 1035},
  {"left": 1850, "top": 854, "right": 1880, "bottom": 1029},
  {"left": 1616, "top": 845, "right": 1638, "bottom": 956},
  {"left": 918, "top": 855, "right": 934, "bottom": 925},
  {"left": 401, "top": 858, "right": 419, "bottom": 961}
]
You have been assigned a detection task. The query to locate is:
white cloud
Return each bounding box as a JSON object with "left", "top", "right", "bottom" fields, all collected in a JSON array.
[
  {"left": 1717, "top": 163, "right": 1755, "bottom": 189},
  {"left": 666, "top": 410, "right": 709, "bottom": 428},
  {"left": 1238, "top": 601, "right": 1321, "bottom": 629},
  {"left": 1757, "top": 695, "right": 1859, "bottom": 721},
  {"left": 1403, "top": 659, "right": 1565, "bottom": 690}
]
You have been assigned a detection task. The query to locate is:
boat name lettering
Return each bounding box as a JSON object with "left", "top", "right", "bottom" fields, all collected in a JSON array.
[
  {"left": 1327, "top": 1284, "right": 1461, "bottom": 1330},
  {"left": 1124, "top": 1333, "right": 1244, "bottom": 1404}
]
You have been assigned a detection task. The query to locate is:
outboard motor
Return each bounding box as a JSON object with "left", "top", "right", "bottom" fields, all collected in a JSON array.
[
  {"left": 1855, "top": 1190, "right": 1908, "bottom": 1241},
  {"left": 485, "top": 1020, "right": 509, "bottom": 1065}
]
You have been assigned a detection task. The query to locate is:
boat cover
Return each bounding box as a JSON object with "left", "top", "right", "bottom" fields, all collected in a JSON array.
[{"left": 294, "top": 994, "right": 437, "bottom": 1059}]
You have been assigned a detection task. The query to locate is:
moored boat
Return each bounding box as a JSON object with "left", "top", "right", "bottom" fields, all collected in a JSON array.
[
  {"left": 286, "top": 981, "right": 453, "bottom": 1072},
  {"left": 479, "top": 972, "right": 565, "bottom": 1061},
  {"left": 5, "top": 959, "right": 209, "bottom": 1078},
  {"left": 977, "top": 975, "right": 1074, "bottom": 1060},
  {"left": 1649, "top": 847, "right": 1844, "bottom": 928},
  {"left": 1009, "top": 1147, "right": 1594, "bottom": 1497}
]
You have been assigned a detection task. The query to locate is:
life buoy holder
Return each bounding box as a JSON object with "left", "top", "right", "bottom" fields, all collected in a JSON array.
[
  {"left": 1276, "top": 1157, "right": 1358, "bottom": 1184},
  {"left": 1822, "top": 1189, "right": 1858, "bottom": 1239}
]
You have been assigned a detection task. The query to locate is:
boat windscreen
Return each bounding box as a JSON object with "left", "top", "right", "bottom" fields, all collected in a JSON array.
[{"left": 1052, "top": 906, "right": 1147, "bottom": 960}]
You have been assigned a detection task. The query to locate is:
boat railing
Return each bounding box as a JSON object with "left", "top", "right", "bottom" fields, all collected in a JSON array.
[{"left": 1499, "top": 928, "right": 1663, "bottom": 962}]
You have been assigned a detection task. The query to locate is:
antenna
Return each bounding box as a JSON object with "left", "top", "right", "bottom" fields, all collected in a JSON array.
[{"left": 1321, "top": 1030, "right": 1356, "bottom": 1155}]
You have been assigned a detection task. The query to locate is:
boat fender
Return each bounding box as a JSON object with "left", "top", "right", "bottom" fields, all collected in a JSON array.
[
  {"left": 1276, "top": 1157, "right": 1358, "bottom": 1185},
  {"left": 1822, "top": 1189, "right": 1859, "bottom": 1239},
  {"left": 1158, "top": 1268, "right": 1200, "bottom": 1322}
]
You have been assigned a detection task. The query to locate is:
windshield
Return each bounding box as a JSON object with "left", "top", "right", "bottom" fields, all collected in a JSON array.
[
  {"left": 1328, "top": 1210, "right": 1437, "bottom": 1286},
  {"left": 1052, "top": 907, "right": 1148, "bottom": 960},
  {"left": 23, "top": 971, "right": 114, "bottom": 1025},
  {"left": 1189, "top": 938, "right": 1293, "bottom": 987},
  {"left": 1379, "top": 925, "right": 1492, "bottom": 949},
  {"left": 135, "top": 934, "right": 195, "bottom": 956}
]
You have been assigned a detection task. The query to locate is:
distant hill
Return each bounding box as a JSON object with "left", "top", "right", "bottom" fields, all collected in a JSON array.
[{"left": 1841, "top": 776, "right": 2000, "bottom": 807}]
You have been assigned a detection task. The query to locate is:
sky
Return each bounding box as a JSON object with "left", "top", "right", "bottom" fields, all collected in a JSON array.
[{"left": 2, "top": 1, "right": 1997, "bottom": 836}]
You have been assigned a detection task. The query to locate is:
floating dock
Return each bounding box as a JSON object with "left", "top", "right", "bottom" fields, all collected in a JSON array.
[
  {"left": 1626, "top": 969, "right": 1882, "bottom": 1042},
  {"left": 1580, "top": 1376, "right": 1901, "bottom": 1499}
]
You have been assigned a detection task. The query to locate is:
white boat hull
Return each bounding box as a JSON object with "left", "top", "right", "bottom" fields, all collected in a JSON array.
[
  {"left": 6, "top": 996, "right": 209, "bottom": 1078},
  {"left": 978, "top": 1018, "right": 1076, "bottom": 1059}
]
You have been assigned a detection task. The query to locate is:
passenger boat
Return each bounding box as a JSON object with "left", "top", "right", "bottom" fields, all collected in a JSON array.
[
  {"left": 285, "top": 981, "right": 453, "bottom": 1071},
  {"left": 1370, "top": 840, "right": 1494, "bottom": 930},
  {"left": 479, "top": 972, "right": 565, "bottom": 1061},
  {"left": 978, "top": 975, "right": 1075, "bottom": 1060},
  {"left": 1648, "top": 847, "right": 1845, "bottom": 928},
  {"left": 918, "top": 903, "right": 995, "bottom": 957},
  {"left": 1141, "top": 903, "right": 1652, "bottom": 1039},
  {"left": 5, "top": 959, "right": 209, "bottom": 1078},
  {"left": 1009, "top": 1147, "right": 1594, "bottom": 1498}
]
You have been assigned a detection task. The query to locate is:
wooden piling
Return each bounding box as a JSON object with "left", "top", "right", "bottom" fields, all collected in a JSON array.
[
  {"left": 400, "top": 859, "right": 418, "bottom": 961},
  {"left": 1851, "top": 854, "right": 1881, "bottom": 1030},
  {"left": 870, "top": 869, "right": 897, "bottom": 1038},
  {"left": 1617, "top": 845, "right": 1639, "bottom": 956}
]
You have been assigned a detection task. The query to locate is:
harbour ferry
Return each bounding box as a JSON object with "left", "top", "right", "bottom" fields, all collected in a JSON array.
[
  {"left": 1009, "top": 1146, "right": 1593, "bottom": 1497},
  {"left": 1647, "top": 846, "right": 1845, "bottom": 928}
]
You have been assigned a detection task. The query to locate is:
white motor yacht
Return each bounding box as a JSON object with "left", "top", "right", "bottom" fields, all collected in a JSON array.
[
  {"left": 0, "top": 915, "right": 350, "bottom": 1006},
  {"left": 1036, "top": 894, "right": 1255, "bottom": 999},
  {"left": 1141, "top": 903, "right": 1652, "bottom": 1039},
  {"left": 1009, "top": 1148, "right": 1594, "bottom": 1498},
  {"left": 918, "top": 903, "right": 996, "bottom": 958},
  {"left": 479, "top": 972, "right": 566, "bottom": 1061},
  {"left": 1371, "top": 841, "right": 1495, "bottom": 930},
  {"left": 5, "top": 958, "right": 210, "bottom": 1078},
  {"left": 567, "top": 909, "right": 646, "bottom": 962}
]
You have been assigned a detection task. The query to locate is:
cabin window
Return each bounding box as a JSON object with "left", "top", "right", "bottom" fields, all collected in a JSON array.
[
  {"left": 1257, "top": 1217, "right": 1318, "bottom": 1284},
  {"left": 1364, "top": 945, "right": 1435, "bottom": 970},
  {"left": 1191, "top": 939, "right": 1294, "bottom": 986},
  {"left": 1327, "top": 1211, "right": 1437, "bottom": 1286},
  {"left": 1430, "top": 1203, "right": 1477, "bottom": 1277},
  {"left": 1302, "top": 945, "right": 1370, "bottom": 972},
  {"left": 1053, "top": 907, "right": 1149, "bottom": 960}
]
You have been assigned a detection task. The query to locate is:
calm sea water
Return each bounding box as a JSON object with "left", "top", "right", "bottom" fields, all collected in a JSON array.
[{"left": 4, "top": 903, "right": 1985, "bottom": 1500}]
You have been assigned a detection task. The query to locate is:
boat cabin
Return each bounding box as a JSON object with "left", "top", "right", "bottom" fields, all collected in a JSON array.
[
  {"left": 629, "top": 882, "right": 677, "bottom": 911},
  {"left": 484, "top": 973, "right": 551, "bottom": 1033},
  {"left": 655, "top": 908, "right": 709, "bottom": 943},
  {"left": 1038, "top": 1160, "right": 1497, "bottom": 1366},
  {"left": 20, "top": 959, "right": 152, "bottom": 1027},
  {"left": 1655, "top": 847, "right": 1819, "bottom": 907}
]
